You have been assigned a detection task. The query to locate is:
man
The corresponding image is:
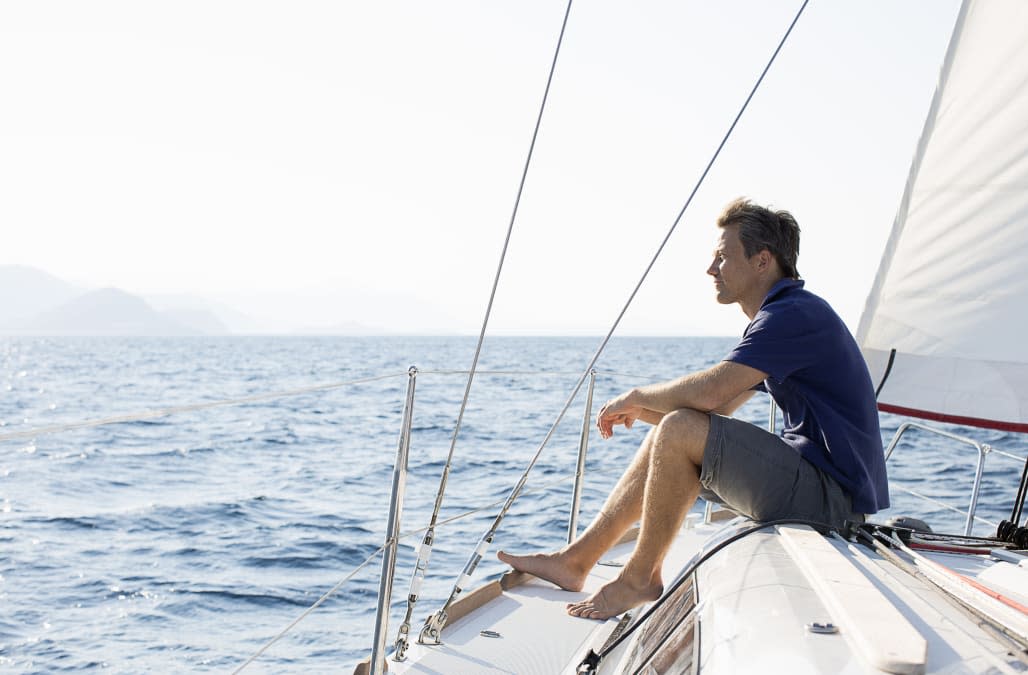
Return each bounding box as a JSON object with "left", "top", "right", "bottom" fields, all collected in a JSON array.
[{"left": 497, "top": 197, "right": 888, "bottom": 620}]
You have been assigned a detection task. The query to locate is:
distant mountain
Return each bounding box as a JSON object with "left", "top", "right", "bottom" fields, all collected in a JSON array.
[
  {"left": 0, "top": 265, "right": 421, "bottom": 336},
  {"left": 0, "top": 265, "right": 83, "bottom": 325},
  {"left": 0, "top": 266, "right": 233, "bottom": 336},
  {"left": 22, "top": 287, "right": 211, "bottom": 336},
  {"left": 146, "top": 293, "right": 258, "bottom": 334}
]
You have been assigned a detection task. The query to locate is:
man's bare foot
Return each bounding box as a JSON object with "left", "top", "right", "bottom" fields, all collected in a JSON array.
[
  {"left": 565, "top": 574, "right": 663, "bottom": 620},
  {"left": 496, "top": 549, "right": 591, "bottom": 592}
]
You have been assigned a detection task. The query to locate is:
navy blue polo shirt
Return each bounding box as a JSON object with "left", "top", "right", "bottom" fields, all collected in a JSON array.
[{"left": 725, "top": 279, "right": 889, "bottom": 514}]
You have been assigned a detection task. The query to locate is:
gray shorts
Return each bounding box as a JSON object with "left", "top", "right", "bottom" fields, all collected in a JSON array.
[{"left": 699, "top": 414, "right": 860, "bottom": 529}]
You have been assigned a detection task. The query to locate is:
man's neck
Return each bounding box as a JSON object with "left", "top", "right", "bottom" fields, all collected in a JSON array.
[{"left": 739, "top": 275, "right": 787, "bottom": 320}]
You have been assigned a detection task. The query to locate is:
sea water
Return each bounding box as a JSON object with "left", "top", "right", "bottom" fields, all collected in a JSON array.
[{"left": 1, "top": 336, "right": 1024, "bottom": 673}]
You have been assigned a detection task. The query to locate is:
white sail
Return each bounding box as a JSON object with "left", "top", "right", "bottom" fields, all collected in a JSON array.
[{"left": 856, "top": 0, "right": 1028, "bottom": 432}]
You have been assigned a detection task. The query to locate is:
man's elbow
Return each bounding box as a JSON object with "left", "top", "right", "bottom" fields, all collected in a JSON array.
[{"left": 711, "top": 391, "right": 755, "bottom": 416}]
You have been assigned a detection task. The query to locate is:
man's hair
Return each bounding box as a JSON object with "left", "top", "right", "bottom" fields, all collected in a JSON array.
[{"left": 716, "top": 197, "right": 800, "bottom": 279}]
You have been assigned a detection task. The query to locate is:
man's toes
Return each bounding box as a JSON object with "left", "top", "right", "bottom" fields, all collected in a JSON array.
[{"left": 567, "top": 603, "right": 590, "bottom": 617}]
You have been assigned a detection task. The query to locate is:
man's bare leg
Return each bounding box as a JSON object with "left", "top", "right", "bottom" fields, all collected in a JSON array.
[
  {"left": 496, "top": 425, "right": 660, "bottom": 591},
  {"left": 566, "top": 408, "right": 707, "bottom": 619}
]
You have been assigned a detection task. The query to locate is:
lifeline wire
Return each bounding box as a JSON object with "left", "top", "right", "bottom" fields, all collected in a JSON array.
[
  {"left": 393, "top": 0, "right": 577, "bottom": 659},
  {"left": 888, "top": 482, "right": 997, "bottom": 529},
  {"left": 419, "top": 0, "right": 811, "bottom": 643},
  {"left": 0, "top": 372, "right": 403, "bottom": 443},
  {"left": 232, "top": 543, "right": 387, "bottom": 674},
  {"left": 403, "top": 462, "right": 625, "bottom": 540}
]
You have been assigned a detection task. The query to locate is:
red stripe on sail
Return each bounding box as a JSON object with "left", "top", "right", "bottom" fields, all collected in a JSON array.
[{"left": 877, "top": 403, "right": 1028, "bottom": 434}]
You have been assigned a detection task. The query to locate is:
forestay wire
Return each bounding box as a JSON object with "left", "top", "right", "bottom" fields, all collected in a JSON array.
[
  {"left": 392, "top": 0, "right": 578, "bottom": 659},
  {"left": 418, "top": 0, "right": 812, "bottom": 643}
]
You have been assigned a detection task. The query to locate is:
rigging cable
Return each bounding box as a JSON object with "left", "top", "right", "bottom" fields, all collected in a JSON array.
[
  {"left": 391, "top": 0, "right": 578, "bottom": 661},
  {"left": 419, "top": 0, "right": 811, "bottom": 646},
  {"left": 233, "top": 542, "right": 387, "bottom": 674}
]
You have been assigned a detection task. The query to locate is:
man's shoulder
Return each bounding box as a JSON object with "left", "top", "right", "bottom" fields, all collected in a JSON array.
[
  {"left": 762, "top": 284, "right": 837, "bottom": 320},
  {"left": 748, "top": 286, "right": 847, "bottom": 345}
]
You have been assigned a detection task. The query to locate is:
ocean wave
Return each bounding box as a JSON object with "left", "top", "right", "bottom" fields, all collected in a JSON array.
[{"left": 164, "top": 587, "right": 315, "bottom": 611}]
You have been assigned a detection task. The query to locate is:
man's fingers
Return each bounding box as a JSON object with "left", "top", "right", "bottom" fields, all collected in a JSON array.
[{"left": 597, "top": 405, "right": 637, "bottom": 439}]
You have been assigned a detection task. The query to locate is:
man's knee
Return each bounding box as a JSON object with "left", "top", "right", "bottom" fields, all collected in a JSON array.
[{"left": 653, "top": 408, "right": 709, "bottom": 464}]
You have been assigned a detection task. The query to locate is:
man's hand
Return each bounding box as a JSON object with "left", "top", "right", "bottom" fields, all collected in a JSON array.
[{"left": 596, "top": 391, "right": 644, "bottom": 439}]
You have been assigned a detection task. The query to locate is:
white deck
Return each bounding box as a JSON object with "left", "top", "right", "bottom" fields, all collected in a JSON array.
[{"left": 389, "top": 520, "right": 713, "bottom": 675}]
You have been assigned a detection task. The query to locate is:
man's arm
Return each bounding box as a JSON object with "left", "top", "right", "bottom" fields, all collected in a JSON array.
[
  {"left": 712, "top": 389, "right": 758, "bottom": 416},
  {"left": 597, "top": 361, "right": 767, "bottom": 438},
  {"left": 631, "top": 388, "right": 758, "bottom": 427}
]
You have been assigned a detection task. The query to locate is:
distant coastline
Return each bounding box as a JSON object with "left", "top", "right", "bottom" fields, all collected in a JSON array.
[{"left": 0, "top": 265, "right": 386, "bottom": 337}]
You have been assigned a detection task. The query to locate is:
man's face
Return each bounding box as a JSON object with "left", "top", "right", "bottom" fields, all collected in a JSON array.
[{"left": 707, "top": 224, "right": 762, "bottom": 306}]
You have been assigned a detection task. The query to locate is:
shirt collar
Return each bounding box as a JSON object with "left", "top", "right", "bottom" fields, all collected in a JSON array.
[{"left": 761, "top": 278, "right": 804, "bottom": 308}]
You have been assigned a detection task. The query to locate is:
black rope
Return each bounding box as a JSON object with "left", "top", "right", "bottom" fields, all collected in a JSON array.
[
  {"left": 998, "top": 453, "right": 1028, "bottom": 544},
  {"left": 1012, "top": 453, "right": 1028, "bottom": 526},
  {"left": 874, "top": 347, "right": 898, "bottom": 399}
]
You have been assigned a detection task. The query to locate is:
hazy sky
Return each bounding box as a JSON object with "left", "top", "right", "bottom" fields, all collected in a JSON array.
[{"left": 0, "top": 1, "right": 961, "bottom": 335}]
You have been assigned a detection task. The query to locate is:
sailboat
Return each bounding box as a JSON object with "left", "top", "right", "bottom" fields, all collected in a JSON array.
[{"left": 354, "top": 0, "right": 1028, "bottom": 672}]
